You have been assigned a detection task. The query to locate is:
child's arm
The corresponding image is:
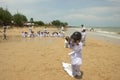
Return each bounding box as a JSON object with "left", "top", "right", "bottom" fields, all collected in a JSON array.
[{"left": 68, "top": 51, "right": 74, "bottom": 55}]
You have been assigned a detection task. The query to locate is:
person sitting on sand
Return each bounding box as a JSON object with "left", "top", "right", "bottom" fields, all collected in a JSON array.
[
  {"left": 22, "top": 31, "right": 25, "bottom": 37},
  {"left": 58, "top": 32, "right": 62, "bottom": 37},
  {"left": 43, "top": 32, "right": 46, "bottom": 37},
  {"left": 30, "top": 31, "right": 35, "bottom": 37},
  {"left": 68, "top": 31, "right": 82, "bottom": 77},
  {"left": 22, "top": 31, "right": 28, "bottom": 37},
  {"left": 36, "top": 31, "right": 40, "bottom": 37},
  {"left": 46, "top": 32, "right": 50, "bottom": 37},
  {"left": 60, "top": 31, "right": 65, "bottom": 38},
  {"left": 52, "top": 32, "right": 59, "bottom": 37}
]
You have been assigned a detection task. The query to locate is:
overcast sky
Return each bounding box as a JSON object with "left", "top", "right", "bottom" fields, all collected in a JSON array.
[{"left": 0, "top": 0, "right": 120, "bottom": 27}]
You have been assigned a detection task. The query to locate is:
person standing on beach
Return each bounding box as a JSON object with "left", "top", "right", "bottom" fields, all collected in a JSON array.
[
  {"left": 68, "top": 31, "right": 82, "bottom": 77},
  {"left": 3, "top": 26, "right": 7, "bottom": 40},
  {"left": 61, "top": 26, "right": 64, "bottom": 31},
  {"left": 81, "top": 24, "right": 86, "bottom": 31},
  {"left": 29, "top": 25, "right": 32, "bottom": 33},
  {"left": 61, "top": 26, "right": 65, "bottom": 38},
  {"left": 81, "top": 29, "right": 86, "bottom": 46}
]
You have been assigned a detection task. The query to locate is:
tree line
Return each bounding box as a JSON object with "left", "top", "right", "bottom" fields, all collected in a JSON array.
[{"left": 0, "top": 7, "right": 68, "bottom": 28}]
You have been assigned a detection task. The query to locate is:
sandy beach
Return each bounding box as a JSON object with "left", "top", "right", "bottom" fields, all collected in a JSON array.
[{"left": 0, "top": 27, "right": 120, "bottom": 80}]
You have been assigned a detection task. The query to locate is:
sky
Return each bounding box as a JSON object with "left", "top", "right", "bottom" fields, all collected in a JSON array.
[{"left": 0, "top": 0, "right": 120, "bottom": 27}]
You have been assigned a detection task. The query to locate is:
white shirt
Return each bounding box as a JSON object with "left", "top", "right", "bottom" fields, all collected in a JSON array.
[
  {"left": 81, "top": 32, "right": 86, "bottom": 41},
  {"left": 69, "top": 42, "right": 82, "bottom": 65},
  {"left": 61, "top": 26, "right": 64, "bottom": 31}
]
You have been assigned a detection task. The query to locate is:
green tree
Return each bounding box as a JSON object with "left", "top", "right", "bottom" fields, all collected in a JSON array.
[
  {"left": 0, "top": 7, "right": 4, "bottom": 26},
  {"left": 13, "top": 13, "right": 27, "bottom": 27},
  {"left": 60, "top": 22, "right": 68, "bottom": 27},
  {"left": 30, "top": 18, "right": 34, "bottom": 23},
  {"left": 51, "top": 20, "right": 68, "bottom": 27},
  {"left": 34, "top": 21, "right": 44, "bottom": 26},
  {"left": 51, "top": 20, "right": 61, "bottom": 26},
  {"left": 0, "top": 7, "right": 12, "bottom": 26},
  {"left": 22, "top": 15, "right": 27, "bottom": 22}
]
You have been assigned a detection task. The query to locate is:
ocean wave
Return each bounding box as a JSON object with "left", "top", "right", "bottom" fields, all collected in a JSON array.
[
  {"left": 94, "top": 30, "right": 120, "bottom": 39},
  {"left": 96, "top": 30, "right": 116, "bottom": 34}
]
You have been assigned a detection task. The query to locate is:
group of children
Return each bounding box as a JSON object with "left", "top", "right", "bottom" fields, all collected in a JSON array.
[
  {"left": 21, "top": 29, "right": 65, "bottom": 38},
  {"left": 64, "top": 28, "right": 86, "bottom": 77}
]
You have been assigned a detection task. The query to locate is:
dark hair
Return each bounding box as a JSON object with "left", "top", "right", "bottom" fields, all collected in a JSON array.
[{"left": 70, "top": 31, "right": 82, "bottom": 42}]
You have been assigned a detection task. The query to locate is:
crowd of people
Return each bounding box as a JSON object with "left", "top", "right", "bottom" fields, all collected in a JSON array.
[{"left": 21, "top": 27, "right": 65, "bottom": 38}]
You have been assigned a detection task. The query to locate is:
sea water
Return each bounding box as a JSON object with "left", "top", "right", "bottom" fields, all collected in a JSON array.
[
  {"left": 65, "top": 27, "right": 120, "bottom": 44},
  {"left": 92, "top": 27, "right": 120, "bottom": 40},
  {"left": 94, "top": 27, "right": 120, "bottom": 34},
  {"left": 65, "top": 27, "right": 120, "bottom": 40}
]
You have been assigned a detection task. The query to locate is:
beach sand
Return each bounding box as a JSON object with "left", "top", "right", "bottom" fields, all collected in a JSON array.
[{"left": 0, "top": 27, "right": 120, "bottom": 80}]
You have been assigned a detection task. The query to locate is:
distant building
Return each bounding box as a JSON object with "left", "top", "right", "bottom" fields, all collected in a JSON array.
[{"left": 24, "top": 22, "right": 34, "bottom": 26}]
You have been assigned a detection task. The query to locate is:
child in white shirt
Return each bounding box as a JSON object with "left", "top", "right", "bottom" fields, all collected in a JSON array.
[
  {"left": 81, "top": 29, "right": 86, "bottom": 46},
  {"left": 64, "top": 36, "right": 70, "bottom": 48},
  {"left": 69, "top": 31, "right": 82, "bottom": 77}
]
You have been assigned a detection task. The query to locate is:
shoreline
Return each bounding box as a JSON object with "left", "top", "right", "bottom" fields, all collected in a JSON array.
[
  {"left": 65, "top": 28, "right": 120, "bottom": 45},
  {"left": 87, "top": 31, "right": 120, "bottom": 45}
]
